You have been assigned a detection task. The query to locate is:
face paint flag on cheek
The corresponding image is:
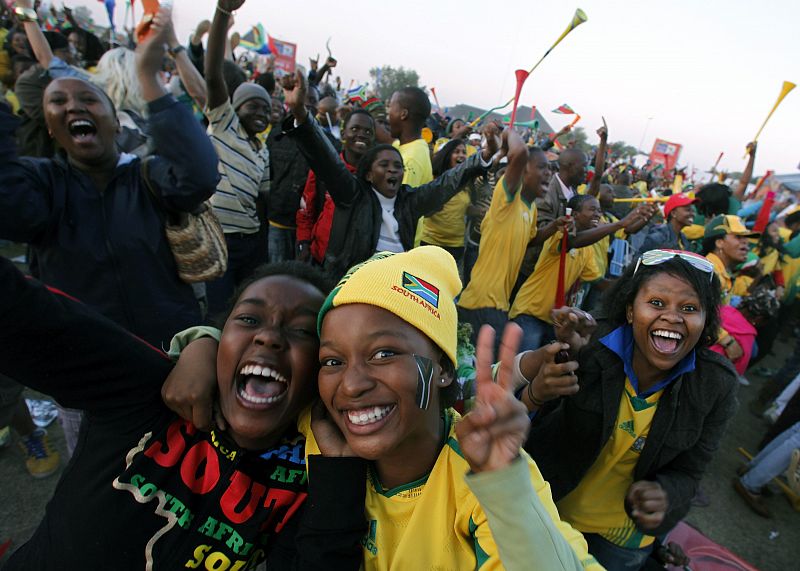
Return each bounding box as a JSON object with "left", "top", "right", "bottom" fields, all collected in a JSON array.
[{"left": 414, "top": 355, "right": 435, "bottom": 410}]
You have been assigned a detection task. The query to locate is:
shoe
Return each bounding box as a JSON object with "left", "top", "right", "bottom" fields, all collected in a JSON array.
[
  {"left": 733, "top": 478, "right": 772, "bottom": 518},
  {"left": 0, "top": 426, "right": 10, "bottom": 448},
  {"left": 18, "top": 428, "right": 60, "bottom": 479}
]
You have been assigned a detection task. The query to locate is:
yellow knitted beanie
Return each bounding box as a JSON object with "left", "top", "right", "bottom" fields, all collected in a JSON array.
[{"left": 317, "top": 247, "right": 461, "bottom": 365}]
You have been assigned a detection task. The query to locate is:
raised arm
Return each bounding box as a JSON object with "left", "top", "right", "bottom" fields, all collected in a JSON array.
[
  {"left": 205, "top": 0, "right": 245, "bottom": 110},
  {"left": 137, "top": 10, "right": 220, "bottom": 211},
  {"left": 587, "top": 122, "right": 608, "bottom": 197},
  {"left": 165, "top": 12, "right": 207, "bottom": 109},
  {"left": 284, "top": 70, "right": 359, "bottom": 206},
  {"left": 499, "top": 126, "right": 527, "bottom": 194},
  {"left": 16, "top": 0, "right": 55, "bottom": 68},
  {"left": 411, "top": 126, "right": 499, "bottom": 216},
  {"left": 733, "top": 142, "right": 757, "bottom": 200}
]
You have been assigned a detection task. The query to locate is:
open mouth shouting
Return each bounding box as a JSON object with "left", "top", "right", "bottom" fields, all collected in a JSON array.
[
  {"left": 236, "top": 362, "right": 289, "bottom": 408},
  {"left": 342, "top": 404, "right": 396, "bottom": 434},
  {"left": 650, "top": 329, "right": 683, "bottom": 355},
  {"left": 68, "top": 118, "right": 98, "bottom": 143}
]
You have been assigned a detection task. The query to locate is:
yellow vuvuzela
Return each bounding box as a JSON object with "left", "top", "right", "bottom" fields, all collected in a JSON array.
[
  {"left": 744, "top": 80, "right": 795, "bottom": 157},
  {"left": 469, "top": 9, "right": 588, "bottom": 127}
]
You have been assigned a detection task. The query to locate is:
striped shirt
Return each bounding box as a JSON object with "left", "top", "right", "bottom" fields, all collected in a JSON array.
[{"left": 206, "top": 102, "right": 270, "bottom": 234}]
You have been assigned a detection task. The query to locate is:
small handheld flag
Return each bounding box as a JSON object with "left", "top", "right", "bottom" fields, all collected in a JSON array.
[{"left": 552, "top": 104, "right": 575, "bottom": 115}]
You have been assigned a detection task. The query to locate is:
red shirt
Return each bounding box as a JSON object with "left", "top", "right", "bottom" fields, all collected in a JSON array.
[{"left": 296, "top": 153, "right": 357, "bottom": 263}]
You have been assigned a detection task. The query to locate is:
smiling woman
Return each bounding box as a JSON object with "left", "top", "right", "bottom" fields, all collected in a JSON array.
[{"left": 519, "top": 251, "right": 737, "bottom": 570}]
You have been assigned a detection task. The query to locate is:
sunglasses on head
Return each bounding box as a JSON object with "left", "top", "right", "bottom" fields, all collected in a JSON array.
[{"left": 634, "top": 249, "right": 715, "bottom": 282}]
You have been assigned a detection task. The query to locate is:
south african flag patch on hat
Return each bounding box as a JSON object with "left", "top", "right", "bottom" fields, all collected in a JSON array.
[{"left": 402, "top": 272, "right": 440, "bottom": 308}]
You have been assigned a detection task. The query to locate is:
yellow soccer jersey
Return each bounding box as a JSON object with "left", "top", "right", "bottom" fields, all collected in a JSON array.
[
  {"left": 421, "top": 190, "right": 471, "bottom": 247},
  {"left": 458, "top": 177, "right": 538, "bottom": 312},
  {"left": 509, "top": 232, "right": 603, "bottom": 321},
  {"left": 395, "top": 138, "right": 434, "bottom": 247},
  {"left": 299, "top": 409, "right": 601, "bottom": 571},
  {"left": 557, "top": 378, "right": 662, "bottom": 549}
]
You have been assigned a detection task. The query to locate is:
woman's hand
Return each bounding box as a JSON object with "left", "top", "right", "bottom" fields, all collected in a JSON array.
[
  {"left": 310, "top": 400, "right": 354, "bottom": 457},
  {"left": 456, "top": 323, "right": 530, "bottom": 474},
  {"left": 724, "top": 337, "right": 744, "bottom": 361},
  {"left": 551, "top": 307, "right": 596, "bottom": 354},
  {"left": 626, "top": 480, "right": 668, "bottom": 530},
  {"left": 282, "top": 70, "right": 308, "bottom": 123},
  {"left": 136, "top": 5, "right": 173, "bottom": 100},
  {"left": 162, "top": 337, "right": 221, "bottom": 431}
]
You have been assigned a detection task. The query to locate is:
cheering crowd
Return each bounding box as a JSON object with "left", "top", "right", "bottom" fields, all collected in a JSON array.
[{"left": 1, "top": 1, "right": 799, "bottom": 569}]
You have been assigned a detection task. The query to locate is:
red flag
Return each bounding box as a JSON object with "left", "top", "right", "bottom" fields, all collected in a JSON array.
[
  {"left": 555, "top": 231, "right": 568, "bottom": 308},
  {"left": 753, "top": 191, "right": 775, "bottom": 234},
  {"left": 552, "top": 104, "right": 575, "bottom": 114}
]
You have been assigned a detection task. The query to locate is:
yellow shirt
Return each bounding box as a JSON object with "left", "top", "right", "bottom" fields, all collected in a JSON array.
[
  {"left": 760, "top": 248, "right": 781, "bottom": 275},
  {"left": 300, "top": 409, "right": 601, "bottom": 571},
  {"left": 732, "top": 275, "right": 753, "bottom": 297},
  {"left": 458, "top": 177, "right": 538, "bottom": 311},
  {"left": 509, "top": 232, "right": 603, "bottom": 321},
  {"left": 706, "top": 252, "right": 732, "bottom": 304},
  {"left": 421, "top": 190, "right": 471, "bottom": 247},
  {"left": 394, "top": 138, "right": 433, "bottom": 247},
  {"left": 557, "top": 378, "right": 662, "bottom": 549},
  {"left": 591, "top": 213, "right": 626, "bottom": 278}
]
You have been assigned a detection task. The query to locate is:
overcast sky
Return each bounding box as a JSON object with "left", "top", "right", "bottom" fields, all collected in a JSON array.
[{"left": 81, "top": 0, "right": 798, "bottom": 177}]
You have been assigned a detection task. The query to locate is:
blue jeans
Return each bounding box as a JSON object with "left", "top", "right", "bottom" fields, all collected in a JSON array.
[
  {"left": 268, "top": 225, "right": 296, "bottom": 263},
  {"left": 512, "top": 314, "right": 555, "bottom": 351},
  {"left": 583, "top": 534, "right": 654, "bottom": 571},
  {"left": 462, "top": 241, "right": 479, "bottom": 287},
  {"left": 741, "top": 420, "right": 800, "bottom": 492},
  {"left": 206, "top": 232, "right": 267, "bottom": 318}
]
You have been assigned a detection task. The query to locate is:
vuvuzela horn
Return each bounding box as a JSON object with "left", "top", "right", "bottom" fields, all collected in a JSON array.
[
  {"left": 507, "top": 70, "right": 530, "bottom": 131},
  {"left": 745, "top": 80, "right": 796, "bottom": 156},
  {"left": 528, "top": 8, "right": 588, "bottom": 76},
  {"left": 469, "top": 8, "right": 588, "bottom": 127}
]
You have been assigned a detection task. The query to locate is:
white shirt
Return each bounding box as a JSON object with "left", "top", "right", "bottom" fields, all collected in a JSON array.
[
  {"left": 372, "top": 189, "right": 404, "bottom": 253},
  {"left": 555, "top": 173, "right": 575, "bottom": 201}
]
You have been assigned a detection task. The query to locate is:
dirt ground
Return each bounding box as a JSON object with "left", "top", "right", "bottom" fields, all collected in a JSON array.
[{"left": 0, "top": 243, "right": 797, "bottom": 569}]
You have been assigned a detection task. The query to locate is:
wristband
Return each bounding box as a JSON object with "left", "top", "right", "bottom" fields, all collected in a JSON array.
[
  {"left": 526, "top": 381, "right": 545, "bottom": 408},
  {"left": 216, "top": 4, "right": 233, "bottom": 17},
  {"left": 168, "top": 45, "right": 186, "bottom": 57}
]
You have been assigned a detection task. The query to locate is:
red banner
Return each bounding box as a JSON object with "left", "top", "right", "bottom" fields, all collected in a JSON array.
[
  {"left": 271, "top": 38, "right": 297, "bottom": 75},
  {"left": 649, "top": 138, "right": 683, "bottom": 172}
]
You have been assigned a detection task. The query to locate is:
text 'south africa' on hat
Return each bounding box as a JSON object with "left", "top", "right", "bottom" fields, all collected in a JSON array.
[{"left": 317, "top": 247, "right": 461, "bottom": 366}]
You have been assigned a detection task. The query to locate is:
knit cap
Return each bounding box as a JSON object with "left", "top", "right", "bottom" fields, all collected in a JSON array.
[
  {"left": 317, "top": 247, "right": 461, "bottom": 365},
  {"left": 232, "top": 82, "right": 271, "bottom": 111}
]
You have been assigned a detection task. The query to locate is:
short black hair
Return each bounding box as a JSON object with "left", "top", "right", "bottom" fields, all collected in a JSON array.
[
  {"left": 216, "top": 262, "right": 335, "bottom": 326},
  {"left": 527, "top": 146, "right": 545, "bottom": 160},
  {"left": 343, "top": 107, "right": 374, "bottom": 130},
  {"left": 567, "top": 194, "right": 596, "bottom": 212},
  {"left": 785, "top": 210, "right": 800, "bottom": 228},
  {"left": 356, "top": 143, "right": 403, "bottom": 182},
  {"left": 395, "top": 87, "right": 431, "bottom": 130},
  {"left": 254, "top": 72, "right": 275, "bottom": 95},
  {"left": 602, "top": 257, "right": 721, "bottom": 348},
  {"left": 696, "top": 183, "right": 731, "bottom": 218},
  {"left": 431, "top": 138, "right": 466, "bottom": 177}
]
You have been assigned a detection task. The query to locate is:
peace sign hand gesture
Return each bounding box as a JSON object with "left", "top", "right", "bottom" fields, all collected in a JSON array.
[{"left": 455, "top": 324, "right": 530, "bottom": 474}]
